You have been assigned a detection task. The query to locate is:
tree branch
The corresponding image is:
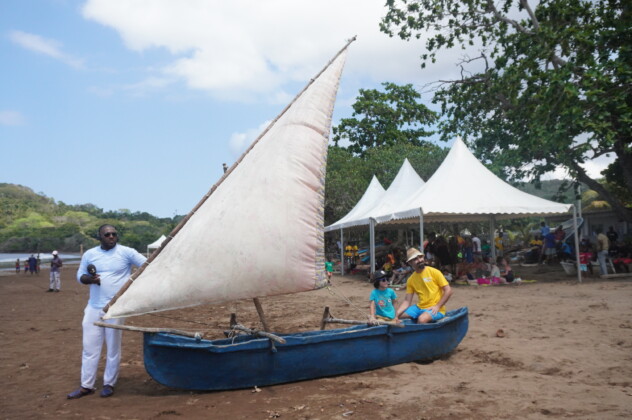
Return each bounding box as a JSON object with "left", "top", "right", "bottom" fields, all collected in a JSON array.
[
  {"left": 520, "top": 0, "right": 540, "bottom": 31},
  {"left": 486, "top": 0, "right": 534, "bottom": 35}
]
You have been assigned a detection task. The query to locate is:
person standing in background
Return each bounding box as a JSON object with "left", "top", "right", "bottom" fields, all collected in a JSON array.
[
  {"left": 48, "top": 250, "right": 63, "bottom": 292},
  {"left": 540, "top": 221, "right": 550, "bottom": 237},
  {"left": 471, "top": 233, "right": 482, "bottom": 262},
  {"left": 15, "top": 259, "right": 20, "bottom": 274},
  {"left": 28, "top": 254, "right": 37, "bottom": 275},
  {"left": 596, "top": 228, "right": 610, "bottom": 275},
  {"left": 606, "top": 226, "right": 618, "bottom": 245}
]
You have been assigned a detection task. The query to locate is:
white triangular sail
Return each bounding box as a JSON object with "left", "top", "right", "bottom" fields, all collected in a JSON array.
[{"left": 105, "top": 44, "right": 351, "bottom": 319}]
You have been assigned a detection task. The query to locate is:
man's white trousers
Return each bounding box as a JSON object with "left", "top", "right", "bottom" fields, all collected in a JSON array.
[{"left": 80, "top": 305, "right": 124, "bottom": 389}]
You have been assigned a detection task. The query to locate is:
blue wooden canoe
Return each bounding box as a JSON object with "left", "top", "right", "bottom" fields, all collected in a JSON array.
[{"left": 142, "top": 307, "right": 468, "bottom": 391}]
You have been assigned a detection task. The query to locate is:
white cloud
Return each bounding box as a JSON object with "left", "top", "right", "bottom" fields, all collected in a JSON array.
[
  {"left": 9, "top": 30, "right": 85, "bottom": 69},
  {"left": 81, "top": 0, "right": 460, "bottom": 101},
  {"left": 229, "top": 120, "right": 271, "bottom": 158},
  {"left": 122, "top": 76, "right": 175, "bottom": 96},
  {"left": 0, "top": 110, "right": 25, "bottom": 126}
]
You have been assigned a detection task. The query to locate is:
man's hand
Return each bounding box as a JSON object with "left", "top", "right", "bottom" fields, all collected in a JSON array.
[{"left": 80, "top": 274, "right": 100, "bottom": 286}]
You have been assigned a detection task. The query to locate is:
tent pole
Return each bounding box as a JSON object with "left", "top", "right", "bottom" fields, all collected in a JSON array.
[
  {"left": 340, "top": 227, "right": 345, "bottom": 276},
  {"left": 419, "top": 208, "right": 424, "bottom": 251},
  {"left": 370, "top": 218, "right": 376, "bottom": 274},
  {"left": 572, "top": 205, "right": 582, "bottom": 283},
  {"left": 490, "top": 215, "right": 496, "bottom": 261}
]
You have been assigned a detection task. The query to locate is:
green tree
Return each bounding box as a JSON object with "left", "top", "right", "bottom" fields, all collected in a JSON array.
[
  {"left": 332, "top": 82, "right": 437, "bottom": 157},
  {"left": 381, "top": 0, "right": 632, "bottom": 222},
  {"left": 325, "top": 146, "right": 369, "bottom": 225}
]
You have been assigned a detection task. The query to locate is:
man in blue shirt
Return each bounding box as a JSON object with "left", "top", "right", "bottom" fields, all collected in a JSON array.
[
  {"left": 67, "top": 224, "right": 146, "bottom": 399},
  {"left": 540, "top": 221, "right": 550, "bottom": 237}
]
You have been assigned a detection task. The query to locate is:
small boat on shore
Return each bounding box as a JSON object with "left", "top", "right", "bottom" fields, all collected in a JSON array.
[{"left": 142, "top": 307, "right": 468, "bottom": 391}]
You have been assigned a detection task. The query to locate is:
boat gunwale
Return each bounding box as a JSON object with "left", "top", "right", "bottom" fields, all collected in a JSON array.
[{"left": 145, "top": 307, "right": 468, "bottom": 351}]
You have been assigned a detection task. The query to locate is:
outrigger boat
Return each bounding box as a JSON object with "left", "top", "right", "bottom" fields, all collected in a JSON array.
[{"left": 98, "top": 37, "right": 468, "bottom": 391}]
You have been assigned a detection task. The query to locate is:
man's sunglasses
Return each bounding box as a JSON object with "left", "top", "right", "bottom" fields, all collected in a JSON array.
[{"left": 103, "top": 232, "right": 118, "bottom": 238}]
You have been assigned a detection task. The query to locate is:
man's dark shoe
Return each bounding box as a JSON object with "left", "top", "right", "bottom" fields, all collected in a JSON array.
[
  {"left": 67, "top": 387, "right": 94, "bottom": 399},
  {"left": 46, "top": 289, "right": 54, "bottom": 292},
  {"left": 100, "top": 385, "right": 114, "bottom": 398}
]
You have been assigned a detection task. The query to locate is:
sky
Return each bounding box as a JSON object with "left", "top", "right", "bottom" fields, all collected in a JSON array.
[{"left": 1, "top": 0, "right": 613, "bottom": 218}]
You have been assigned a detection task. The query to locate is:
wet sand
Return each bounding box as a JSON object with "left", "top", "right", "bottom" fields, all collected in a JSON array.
[{"left": 1, "top": 265, "right": 631, "bottom": 419}]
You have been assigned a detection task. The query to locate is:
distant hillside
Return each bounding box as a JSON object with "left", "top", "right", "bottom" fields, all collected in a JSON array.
[
  {"left": 0, "top": 183, "right": 181, "bottom": 253},
  {"left": 0, "top": 179, "right": 583, "bottom": 253}
]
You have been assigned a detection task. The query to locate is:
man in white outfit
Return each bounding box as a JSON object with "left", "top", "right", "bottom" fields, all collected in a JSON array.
[{"left": 67, "top": 224, "right": 146, "bottom": 399}]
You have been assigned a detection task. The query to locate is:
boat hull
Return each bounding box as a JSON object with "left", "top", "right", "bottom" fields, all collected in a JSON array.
[{"left": 142, "top": 307, "right": 469, "bottom": 391}]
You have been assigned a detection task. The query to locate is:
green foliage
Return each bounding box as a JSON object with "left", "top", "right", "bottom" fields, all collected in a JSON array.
[
  {"left": 0, "top": 183, "right": 177, "bottom": 253},
  {"left": 332, "top": 82, "right": 437, "bottom": 156},
  {"left": 324, "top": 147, "right": 370, "bottom": 225},
  {"left": 381, "top": 0, "right": 632, "bottom": 222}
]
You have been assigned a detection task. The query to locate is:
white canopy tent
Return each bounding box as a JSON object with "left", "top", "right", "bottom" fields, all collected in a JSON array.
[
  {"left": 324, "top": 176, "right": 385, "bottom": 275},
  {"left": 147, "top": 235, "right": 167, "bottom": 256},
  {"left": 324, "top": 158, "right": 425, "bottom": 274},
  {"left": 373, "top": 137, "right": 582, "bottom": 282},
  {"left": 378, "top": 138, "right": 573, "bottom": 223}
]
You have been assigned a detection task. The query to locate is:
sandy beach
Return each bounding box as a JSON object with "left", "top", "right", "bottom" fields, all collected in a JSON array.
[{"left": 1, "top": 265, "right": 631, "bottom": 419}]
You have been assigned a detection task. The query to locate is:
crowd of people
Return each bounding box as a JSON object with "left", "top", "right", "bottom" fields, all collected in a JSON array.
[
  {"left": 362, "top": 223, "right": 630, "bottom": 330},
  {"left": 340, "top": 222, "right": 630, "bottom": 291},
  {"left": 364, "top": 230, "right": 518, "bottom": 286},
  {"left": 15, "top": 254, "right": 40, "bottom": 275},
  {"left": 524, "top": 223, "right": 630, "bottom": 276}
]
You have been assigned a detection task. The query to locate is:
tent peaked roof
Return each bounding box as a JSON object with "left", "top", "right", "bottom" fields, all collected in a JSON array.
[
  {"left": 330, "top": 158, "right": 425, "bottom": 229},
  {"left": 364, "top": 158, "right": 425, "bottom": 223},
  {"left": 381, "top": 137, "right": 572, "bottom": 223},
  {"left": 324, "top": 175, "right": 386, "bottom": 232},
  {"left": 147, "top": 235, "right": 167, "bottom": 249}
]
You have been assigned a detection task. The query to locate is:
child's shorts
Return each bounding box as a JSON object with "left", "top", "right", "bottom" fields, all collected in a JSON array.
[{"left": 404, "top": 306, "right": 445, "bottom": 322}]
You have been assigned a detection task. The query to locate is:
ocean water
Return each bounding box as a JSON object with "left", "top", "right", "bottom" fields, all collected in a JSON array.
[{"left": 0, "top": 252, "right": 81, "bottom": 271}]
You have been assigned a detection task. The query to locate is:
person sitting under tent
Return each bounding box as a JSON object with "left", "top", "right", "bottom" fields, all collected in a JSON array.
[
  {"left": 612, "top": 248, "right": 631, "bottom": 273},
  {"left": 523, "top": 241, "right": 542, "bottom": 264},
  {"left": 557, "top": 241, "right": 573, "bottom": 262},
  {"left": 579, "top": 242, "right": 594, "bottom": 275},
  {"left": 497, "top": 256, "right": 515, "bottom": 283},
  {"left": 390, "top": 266, "right": 412, "bottom": 285}
]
